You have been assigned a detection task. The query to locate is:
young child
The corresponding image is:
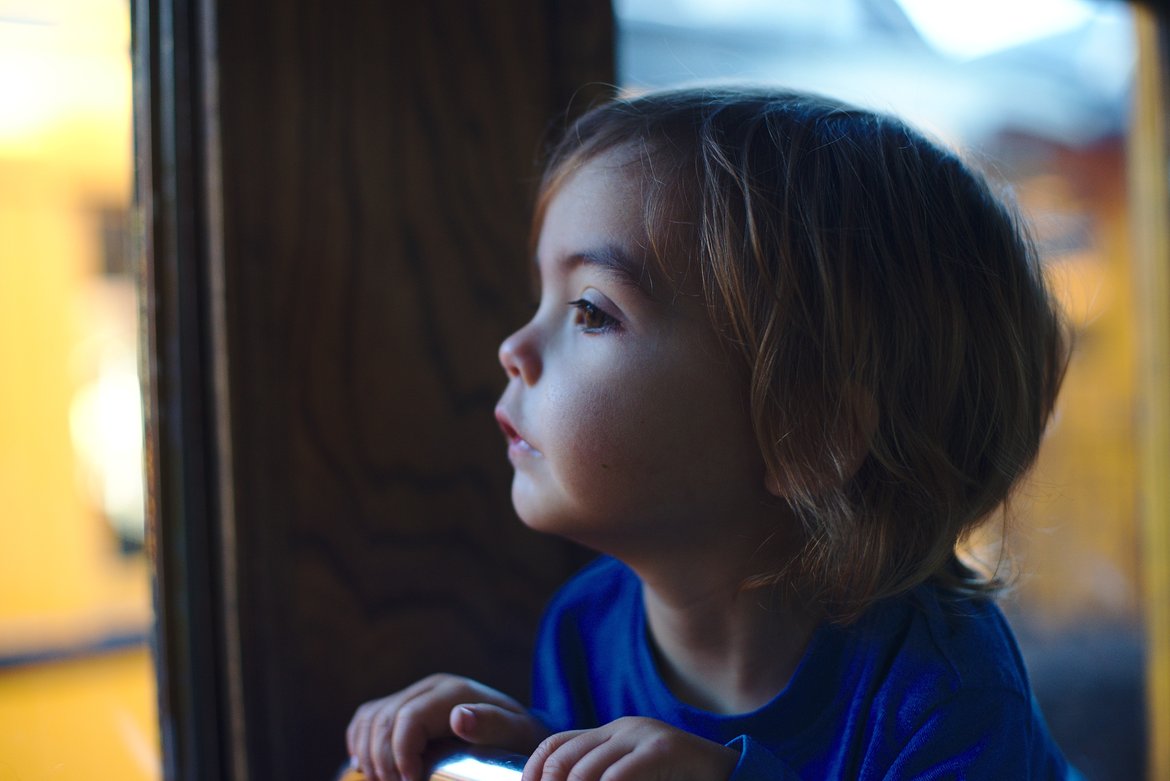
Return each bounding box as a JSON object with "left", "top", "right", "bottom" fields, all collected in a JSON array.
[{"left": 346, "top": 87, "right": 1078, "bottom": 780}]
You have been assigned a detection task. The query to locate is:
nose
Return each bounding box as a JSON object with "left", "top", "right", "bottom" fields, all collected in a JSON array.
[{"left": 498, "top": 322, "right": 542, "bottom": 385}]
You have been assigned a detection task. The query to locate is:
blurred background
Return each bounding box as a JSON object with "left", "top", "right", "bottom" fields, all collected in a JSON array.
[
  {"left": 0, "top": 0, "right": 157, "bottom": 778},
  {"left": 0, "top": 0, "right": 1147, "bottom": 778}
]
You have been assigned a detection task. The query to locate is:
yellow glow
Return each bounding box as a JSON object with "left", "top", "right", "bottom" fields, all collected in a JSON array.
[
  {"left": 69, "top": 279, "right": 146, "bottom": 542},
  {"left": 0, "top": 648, "right": 160, "bottom": 780},
  {"left": 1045, "top": 252, "right": 1111, "bottom": 329},
  {"left": 0, "top": 0, "right": 157, "bottom": 778},
  {"left": 0, "top": 2, "right": 132, "bottom": 188}
]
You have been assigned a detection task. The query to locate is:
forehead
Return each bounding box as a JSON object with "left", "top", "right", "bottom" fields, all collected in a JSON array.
[
  {"left": 535, "top": 150, "right": 647, "bottom": 263},
  {"left": 534, "top": 147, "right": 701, "bottom": 303}
]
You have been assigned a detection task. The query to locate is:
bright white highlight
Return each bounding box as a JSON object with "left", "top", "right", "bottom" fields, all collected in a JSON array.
[
  {"left": 431, "top": 757, "right": 523, "bottom": 781},
  {"left": 895, "top": 0, "right": 1099, "bottom": 59}
]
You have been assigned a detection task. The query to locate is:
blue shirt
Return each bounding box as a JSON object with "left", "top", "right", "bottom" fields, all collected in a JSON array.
[{"left": 531, "top": 556, "right": 1077, "bottom": 780}]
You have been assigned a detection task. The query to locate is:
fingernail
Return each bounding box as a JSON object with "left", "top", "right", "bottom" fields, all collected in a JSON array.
[{"left": 458, "top": 705, "right": 478, "bottom": 731}]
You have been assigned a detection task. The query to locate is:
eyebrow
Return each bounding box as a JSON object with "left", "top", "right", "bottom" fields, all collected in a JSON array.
[{"left": 560, "top": 245, "right": 654, "bottom": 299}]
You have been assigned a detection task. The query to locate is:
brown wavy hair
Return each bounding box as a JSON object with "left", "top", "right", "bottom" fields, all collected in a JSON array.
[{"left": 533, "top": 87, "right": 1070, "bottom": 623}]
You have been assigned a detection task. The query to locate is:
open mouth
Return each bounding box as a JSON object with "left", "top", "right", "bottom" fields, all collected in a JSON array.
[{"left": 495, "top": 410, "right": 540, "bottom": 456}]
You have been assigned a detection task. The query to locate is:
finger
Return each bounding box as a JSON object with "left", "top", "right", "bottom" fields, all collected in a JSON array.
[
  {"left": 366, "top": 679, "right": 450, "bottom": 781},
  {"left": 355, "top": 703, "right": 384, "bottom": 779},
  {"left": 523, "top": 730, "right": 584, "bottom": 781},
  {"left": 347, "top": 704, "right": 368, "bottom": 769},
  {"left": 551, "top": 735, "right": 629, "bottom": 781},
  {"left": 355, "top": 676, "right": 517, "bottom": 781},
  {"left": 449, "top": 704, "right": 549, "bottom": 753},
  {"left": 528, "top": 730, "right": 610, "bottom": 781},
  {"left": 370, "top": 704, "right": 403, "bottom": 781},
  {"left": 595, "top": 749, "right": 645, "bottom": 781},
  {"left": 390, "top": 694, "right": 455, "bottom": 781}
]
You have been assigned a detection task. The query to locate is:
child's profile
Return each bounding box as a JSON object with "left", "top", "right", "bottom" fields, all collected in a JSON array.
[{"left": 345, "top": 86, "right": 1078, "bottom": 780}]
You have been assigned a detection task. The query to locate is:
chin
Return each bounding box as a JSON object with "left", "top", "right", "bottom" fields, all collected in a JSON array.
[
  {"left": 512, "top": 505, "right": 571, "bottom": 537},
  {"left": 510, "top": 487, "right": 557, "bottom": 535},
  {"left": 510, "top": 474, "right": 565, "bottom": 529},
  {"left": 510, "top": 493, "right": 596, "bottom": 546}
]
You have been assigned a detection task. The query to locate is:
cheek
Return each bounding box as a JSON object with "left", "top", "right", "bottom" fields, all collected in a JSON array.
[
  {"left": 543, "top": 363, "right": 758, "bottom": 515},
  {"left": 508, "top": 383, "right": 643, "bottom": 539},
  {"left": 545, "top": 383, "right": 637, "bottom": 486},
  {"left": 517, "top": 371, "right": 654, "bottom": 525}
]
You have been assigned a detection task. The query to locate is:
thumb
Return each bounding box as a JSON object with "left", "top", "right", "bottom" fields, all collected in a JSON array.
[{"left": 449, "top": 703, "right": 548, "bottom": 754}]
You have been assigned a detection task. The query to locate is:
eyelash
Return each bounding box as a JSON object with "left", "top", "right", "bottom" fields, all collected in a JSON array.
[{"left": 567, "top": 299, "right": 620, "bottom": 333}]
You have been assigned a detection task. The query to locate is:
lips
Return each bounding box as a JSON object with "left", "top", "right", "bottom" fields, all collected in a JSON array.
[{"left": 495, "top": 408, "right": 541, "bottom": 457}]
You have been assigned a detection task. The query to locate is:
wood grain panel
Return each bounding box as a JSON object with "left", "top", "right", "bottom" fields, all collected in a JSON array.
[{"left": 144, "top": 1, "right": 613, "bottom": 779}]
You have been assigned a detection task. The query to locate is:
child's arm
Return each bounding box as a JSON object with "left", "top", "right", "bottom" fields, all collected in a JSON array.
[{"left": 346, "top": 673, "right": 549, "bottom": 781}]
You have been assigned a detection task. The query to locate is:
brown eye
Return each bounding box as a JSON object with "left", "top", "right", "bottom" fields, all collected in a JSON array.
[{"left": 568, "top": 299, "right": 619, "bottom": 332}]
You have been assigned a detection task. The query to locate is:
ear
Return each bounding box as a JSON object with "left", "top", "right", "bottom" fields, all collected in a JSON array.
[
  {"left": 838, "top": 386, "right": 878, "bottom": 479},
  {"left": 764, "top": 469, "right": 786, "bottom": 498},
  {"left": 762, "top": 385, "right": 877, "bottom": 499}
]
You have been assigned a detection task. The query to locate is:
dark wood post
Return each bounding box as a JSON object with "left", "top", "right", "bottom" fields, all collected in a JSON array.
[{"left": 136, "top": 2, "right": 614, "bottom": 778}]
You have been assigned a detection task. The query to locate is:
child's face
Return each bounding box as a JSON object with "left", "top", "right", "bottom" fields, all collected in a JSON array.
[{"left": 495, "top": 150, "right": 772, "bottom": 556}]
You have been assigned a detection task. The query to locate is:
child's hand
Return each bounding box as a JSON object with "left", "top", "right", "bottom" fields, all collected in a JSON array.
[
  {"left": 346, "top": 673, "right": 549, "bottom": 781},
  {"left": 523, "top": 717, "right": 739, "bottom": 781}
]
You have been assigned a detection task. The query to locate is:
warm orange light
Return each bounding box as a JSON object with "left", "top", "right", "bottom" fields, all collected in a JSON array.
[{"left": 0, "top": 1, "right": 158, "bottom": 779}]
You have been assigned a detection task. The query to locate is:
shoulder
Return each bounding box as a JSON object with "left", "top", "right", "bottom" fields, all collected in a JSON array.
[
  {"left": 536, "top": 556, "right": 642, "bottom": 654},
  {"left": 541, "top": 555, "right": 640, "bottom": 629},
  {"left": 834, "top": 586, "right": 1073, "bottom": 775},
  {"left": 847, "top": 583, "right": 1034, "bottom": 741},
  {"left": 900, "top": 584, "right": 1029, "bottom": 696},
  {"left": 534, "top": 556, "right": 643, "bottom": 692},
  {"left": 530, "top": 556, "right": 644, "bottom": 730}
]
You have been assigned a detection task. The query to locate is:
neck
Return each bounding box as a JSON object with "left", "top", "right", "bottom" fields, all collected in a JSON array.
[{"left": 625, "top": 526, "right": 817, "bottom": 715}]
